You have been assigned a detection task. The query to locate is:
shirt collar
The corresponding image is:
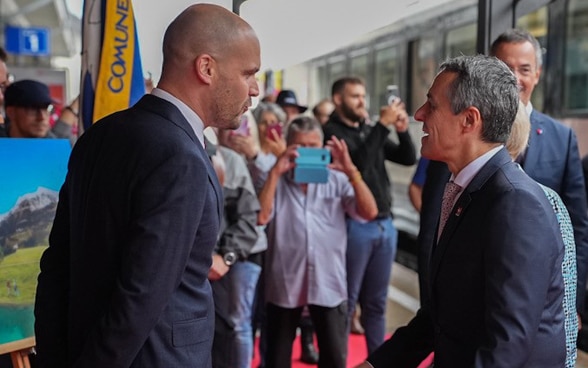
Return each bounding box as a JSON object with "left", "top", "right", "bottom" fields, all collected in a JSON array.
[
  {"left": 525, "top": 101, "right": 533, "bottom": 117},
  {"left": 151, "top": 88, "right": 205, "bottom": 148},
  {"left": 452, "top": 145, "right": 504, "bottom": 190}
]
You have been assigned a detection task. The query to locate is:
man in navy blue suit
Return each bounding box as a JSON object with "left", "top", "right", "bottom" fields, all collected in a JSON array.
[
  {"left": 491, "top": 29, "right": 588, "bottom": 316},
  {"left": 34, "top": 4, "right": 260, "bottom": 367},
  {"left": 358, "top": 55, "right": 566, "bottom": 367}
]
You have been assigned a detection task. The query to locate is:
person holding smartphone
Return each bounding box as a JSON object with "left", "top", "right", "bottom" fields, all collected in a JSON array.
[
  {"left": 258, "top": 116, "right": 378, "bottom": 368},
  {"left": 322, "top": 77, "right": 416, "bottom": 356},
  {"left": 221, "top": 101, "right": 288, "bottom": 366}
]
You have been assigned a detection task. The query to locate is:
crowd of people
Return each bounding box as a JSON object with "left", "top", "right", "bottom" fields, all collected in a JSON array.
[{"left": 12, "top": 3, "right": 587, "bottom": 368}]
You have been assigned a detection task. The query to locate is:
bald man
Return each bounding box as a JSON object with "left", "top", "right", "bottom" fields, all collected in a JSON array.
[{"left": 34, "top": 4, "right": 260, "bottom": 367}]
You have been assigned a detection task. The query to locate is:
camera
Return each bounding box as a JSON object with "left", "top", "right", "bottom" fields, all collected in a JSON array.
[
  {"left": 293, "top": 147, "right": 330, "bottom": 184},
  {"left": 386, "top": 84, "right": 400, "bottom": 105}
]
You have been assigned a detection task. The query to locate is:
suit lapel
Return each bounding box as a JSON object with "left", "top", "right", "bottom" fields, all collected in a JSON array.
[
  {"left": 430, "top": 148, "right": 512, "bottom": 283},
  {"left": 135, "top": 94, "right": 223, "bottom": 223},
  {"left": 205, "top": 154, "right": 223, "bottom": 223}
]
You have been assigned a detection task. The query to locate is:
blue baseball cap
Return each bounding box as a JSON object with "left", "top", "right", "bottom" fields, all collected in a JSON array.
[{"left": 5, "top": 79, "right": 57, "bottom": 107}]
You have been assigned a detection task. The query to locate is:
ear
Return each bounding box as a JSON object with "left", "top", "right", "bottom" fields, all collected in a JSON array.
[
  {"left": 461, "top": 106, "right": 482, "bottom": 134},
  {"left": 5, "top": 106, "right": 15, "bottom": 120},
  {"left": 195, "top": 54, "right": 215, "bottom": 85},
  {"left": 333, "top": 93, "right": 342, "bottom": 106}
]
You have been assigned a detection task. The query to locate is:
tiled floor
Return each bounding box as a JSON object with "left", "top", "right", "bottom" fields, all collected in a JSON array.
[{"left": 386, "top": 262, "right": 588, "bottom": 367}]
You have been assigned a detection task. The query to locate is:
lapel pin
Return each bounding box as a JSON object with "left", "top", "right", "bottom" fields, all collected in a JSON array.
[
  {"left": 455, "top": 207, "right": 463, "bottom": 217},
  {"left": 536, "top": 128, "right": 543, "bottom": 135}
]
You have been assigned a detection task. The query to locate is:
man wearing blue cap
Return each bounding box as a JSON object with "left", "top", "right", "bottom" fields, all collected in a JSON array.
[{"left": 2, "top": 79, "right": 76, "bottom": 140}]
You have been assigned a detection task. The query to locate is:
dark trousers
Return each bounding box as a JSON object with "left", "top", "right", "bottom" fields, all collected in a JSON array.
[{"left": 265, "top": 302, "right": 348, "bottom": 368}]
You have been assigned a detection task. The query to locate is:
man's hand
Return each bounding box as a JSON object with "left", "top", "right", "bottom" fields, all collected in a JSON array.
[
  {"left": 224, "top": 133, "right": 259, "bottom": 161},
  {"left": 208, "top": 254, "right": 230, "bottom": 281},
  {"left": 380, "top": 99, "right": 409, "bottom": 132},
  {"left": 266, "top": 129, "right": 287, "bottom": 157},
  {"left": 271, "top": 144, "right": 299, "bottom": 177},
  {"left": 326, "top": 136, "right": 357, "bottom": 177}
]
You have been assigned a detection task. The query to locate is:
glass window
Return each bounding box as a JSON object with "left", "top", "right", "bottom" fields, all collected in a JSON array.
[
  {"left": 373, "top": 45, "right": 399, "bottom": 115},
  {"left": 411, "top": 37, "right": 437, "bottom": 113},
  {"left": 350, "top": 53, "right": 372, "bottom": 111},
  {"left": 517, "top": 7, "right": 548, "bottom": 111},
  {"left": 350, "top": 53, "right": 369, "bottom": 84},
  {"left": 564, "top": 0, "right": 588, "bottom": 112},
  {"left": 317, "top": 63, "right": 328, "bottom": 99},
  {"left": 328, "top": 59, "right": 347, "bottom": 90},
  {"left": 445, "top": 23, "right": 477, "bottom": 58}
]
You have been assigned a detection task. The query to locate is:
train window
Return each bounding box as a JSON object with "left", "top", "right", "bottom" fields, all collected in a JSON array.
[
  {"left": 350, "top": 53, "right": 369, "bottom": 87},
  {"left": 411, "top": 37, "right": 437, "bottom": 114},
  {"left": 564, "top": 0, "right": 588, "bottom": 112},
  {"left": 374, "top": 45, "right": 400, "bottom": 112},
  {"left": 444, "top": 23, "right": 476, "bottom": 58},
  {"left": 516, "top": 7, "right": 548, "bottom": 112},
  {"left": 328, "top": 58, "right": 347, "bottom": 90}
]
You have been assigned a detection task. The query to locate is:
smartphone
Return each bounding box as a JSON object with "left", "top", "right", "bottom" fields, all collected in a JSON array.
[
  {"left": 266, "top": 123, "right": 282, "bottom": 139},
  {"left": 386, "top": 85, "right": 400, "bottom": 105},
  {"left": 294, "top": 147, "right": 331, "bottom": 184},
  {"left": 234, "top": 115, "right": 250, "bottom": 136}
]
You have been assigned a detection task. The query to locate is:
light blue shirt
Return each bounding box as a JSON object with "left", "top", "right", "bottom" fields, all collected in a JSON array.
[
  {"left": 265, "top": 170, "right": 362, "bottom": 308},
  {"left": 151, "top": 88, "right": 205, "bottom": 148}
]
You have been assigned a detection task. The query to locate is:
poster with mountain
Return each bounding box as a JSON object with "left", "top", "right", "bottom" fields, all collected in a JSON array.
[{"left": 0, "top": 138, "right": 70, "bottom": 347}]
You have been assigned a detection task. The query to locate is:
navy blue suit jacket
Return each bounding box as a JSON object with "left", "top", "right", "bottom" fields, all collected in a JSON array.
[
  {"left": 34, "top": 94, "right": 222, "bottom": 367},
  {"left": 523, "top": 110, "right": 588, "bottom": 310},
  {"left": 369, "top": 148, "right": 566, "bottom": 367}
]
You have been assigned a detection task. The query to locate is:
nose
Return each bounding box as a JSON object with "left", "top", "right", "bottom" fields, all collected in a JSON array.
[
  {"left": 250, "top": 79, "right": 260, "bottom": 97},
  {"left": 414, "top": 103, "right": 426, "bottom": 122}
]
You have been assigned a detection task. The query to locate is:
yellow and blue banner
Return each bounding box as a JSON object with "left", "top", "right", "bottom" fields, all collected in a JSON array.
[{"left": 80, "top": 0, "right": 145, "bottom": 131}]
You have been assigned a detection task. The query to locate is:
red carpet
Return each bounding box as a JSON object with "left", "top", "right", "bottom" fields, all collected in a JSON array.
[{"left": 251, "top": 334, "right": 434, "bottom": 367}]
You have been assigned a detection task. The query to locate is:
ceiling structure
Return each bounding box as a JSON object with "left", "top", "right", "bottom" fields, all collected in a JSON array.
[{"left": 0, "top": 0, "right": 80, "bottom": 60}]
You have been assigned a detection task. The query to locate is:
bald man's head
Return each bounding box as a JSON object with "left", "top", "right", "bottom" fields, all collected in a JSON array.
[
  {"left": 162, "top": 4, "right": 256, "bottom": 73},
  {"left": 157, "top": 4, "right": 260, "bottom": 130}
]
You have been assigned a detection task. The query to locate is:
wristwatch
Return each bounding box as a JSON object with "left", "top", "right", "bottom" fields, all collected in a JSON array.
[{"left": 222, "top": 251, "right": 237, "bottom": 266}]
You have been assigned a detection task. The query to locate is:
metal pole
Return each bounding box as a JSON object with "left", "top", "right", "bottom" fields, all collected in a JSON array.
[{"left": 233, "top": 0, "right": 247, "bottom": 15}]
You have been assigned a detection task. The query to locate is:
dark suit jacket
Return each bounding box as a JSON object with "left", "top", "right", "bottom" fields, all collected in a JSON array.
[
  {"left": 369, "top": 148, "right": 566, "bottom": 367},
  {"left": 417, "top": 160, "right": 450, "bottom": 309},
  {"left": 523, "top": 110, "right": 588, "bottom": 311},
  {"left": 34, "top": 95, "right": 222, "bottom": 367}
]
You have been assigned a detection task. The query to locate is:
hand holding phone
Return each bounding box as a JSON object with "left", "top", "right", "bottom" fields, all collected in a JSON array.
[{"left": 266, "top": 123, "right": 282, "bottom": 140}]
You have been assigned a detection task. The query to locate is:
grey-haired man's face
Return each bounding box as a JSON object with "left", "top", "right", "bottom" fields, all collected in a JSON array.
[{"left": 492, "top": 40, "right": 540, "bottom": 106}]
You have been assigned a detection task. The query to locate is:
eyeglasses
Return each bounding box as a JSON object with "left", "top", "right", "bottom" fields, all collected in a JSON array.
[
  {"left": 0, "top": 74, "right": 14, "bottom": 93},
  {"left": 21, "top": 105, "right": 54, "bottom": 116}
]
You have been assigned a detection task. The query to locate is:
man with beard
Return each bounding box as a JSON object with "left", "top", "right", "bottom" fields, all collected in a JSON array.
[
  {"left": 34, "top": 4, "right": 260, "bottom": 367},
  {"left": 322, "top": 77, "right": 416, "bottom": 355}
]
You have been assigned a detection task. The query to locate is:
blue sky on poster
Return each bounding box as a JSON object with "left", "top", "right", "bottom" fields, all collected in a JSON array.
[{"left": 0, "top": 139, "right": 70, "bottom": 215}]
